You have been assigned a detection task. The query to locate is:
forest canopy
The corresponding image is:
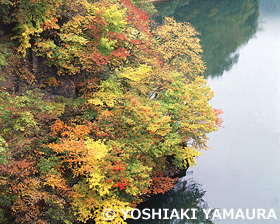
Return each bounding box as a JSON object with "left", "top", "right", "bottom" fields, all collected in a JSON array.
[{"left": 0, "top": 0, "right": 222, "bottom": 223}]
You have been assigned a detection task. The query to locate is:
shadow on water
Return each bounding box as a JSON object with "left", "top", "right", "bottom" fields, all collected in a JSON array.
[
  {"left": 154, "top": 0, "right": 259, "bottom": 77},
  {"left": 128, "top": 172, "right": 214, "bottom": 224}
]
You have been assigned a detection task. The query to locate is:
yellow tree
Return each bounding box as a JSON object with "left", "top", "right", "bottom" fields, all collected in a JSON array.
[
  {"left": 153, "top": 17, "right": 206, "bottom": 79},
  {"left": 48, "top": 121, "right": 134, "bottom": 223}
]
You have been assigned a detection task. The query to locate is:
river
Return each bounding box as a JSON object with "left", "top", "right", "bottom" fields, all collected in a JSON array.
[{"left": 130, "top": 0, "right": 280, "bottom": 223}]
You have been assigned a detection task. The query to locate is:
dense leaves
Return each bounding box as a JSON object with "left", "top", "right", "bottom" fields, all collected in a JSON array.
[
  {"left": 153, "top": 17, "right": 206, "bottom": 78},
  {"left": 0, "top": 0, "right": 223, "bottom": 223}
]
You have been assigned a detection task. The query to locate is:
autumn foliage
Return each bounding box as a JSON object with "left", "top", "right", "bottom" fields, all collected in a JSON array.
[{"left": 0, "top": 0, "right": 223, "bottom": 223}]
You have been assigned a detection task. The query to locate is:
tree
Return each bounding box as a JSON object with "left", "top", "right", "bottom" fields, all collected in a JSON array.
[
  {"left": 153, "top": 17, "right": 206, "bottom": 79},
  {"left": 0, "top": 0, "right": 223, "bottom": 223}
]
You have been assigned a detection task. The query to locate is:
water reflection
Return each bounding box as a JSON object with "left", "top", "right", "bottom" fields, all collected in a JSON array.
[
  {"left": 260, "top": 0, "right": 280, "bottom": 14},
  {"left": 129, "top": 172, "right": 213, "bottom": 224},
  {"left": 155, "top": 0, "right": 259, "bottom": 77},
  {"left": 137, "top": 1, "right": 280, "bottom": 224}
]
